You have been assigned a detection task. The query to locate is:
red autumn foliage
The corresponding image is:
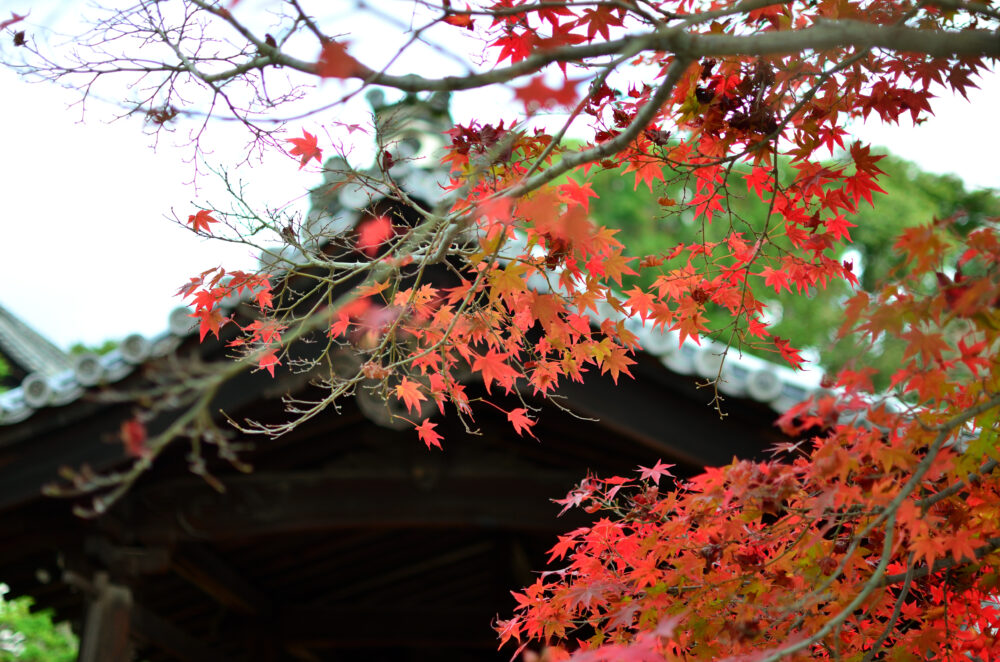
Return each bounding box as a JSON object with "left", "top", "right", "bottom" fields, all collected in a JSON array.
[
  {"left": 26, "top": 1, "right": 1000, "bottom": 659},
  {"left": 316, "top": 40, "right": 361, "bottom": 79}
]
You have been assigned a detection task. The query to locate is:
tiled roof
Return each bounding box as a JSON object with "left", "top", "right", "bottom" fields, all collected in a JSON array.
[
  {"left": 0, "top": 303, "right": 74, "bottom": 377},
  {"left": 0, "top": 257, "right": 821, "bottom": 426}
]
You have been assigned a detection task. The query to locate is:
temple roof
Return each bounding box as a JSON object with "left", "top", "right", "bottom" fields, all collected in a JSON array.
[{"left": 0, "top": 301, "right": 73, "bottom": 378}]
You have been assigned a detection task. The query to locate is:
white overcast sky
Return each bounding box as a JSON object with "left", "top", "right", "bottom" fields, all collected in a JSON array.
[{"left": 0, "top": 1, "right": 998, "bottom": 349}]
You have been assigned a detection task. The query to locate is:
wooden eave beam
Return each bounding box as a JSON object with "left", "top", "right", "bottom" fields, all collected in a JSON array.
[
  {"left": 130, "top": 602, "right": 237, "bottom": 662},
  {"left": 278, "top": 604, "right": 499, "bottom": 648},
  {"left": 170, "top": 542, "right": 271, "bottom": 615},
  {"left": 125, "top": 468, "right": 581, "bottom": 543}
]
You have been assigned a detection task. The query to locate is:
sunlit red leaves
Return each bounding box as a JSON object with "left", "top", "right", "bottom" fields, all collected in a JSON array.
[
  {"left": 573, "top": 6, "right": 624, "bottom": 41},
  {"left": 187, "top": 209, "right": 219, "bottom": 233},
  {"left": 490, "top": 30, "right": 535, "bottom": 64},
  {"left": 316, "top": 40, "right": 361, "bottom": 79},
  {"left": 286, "top": 130, "right": 322, "bottom": 169}
]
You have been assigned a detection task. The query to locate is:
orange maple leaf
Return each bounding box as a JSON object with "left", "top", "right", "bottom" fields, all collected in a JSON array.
[
  {"left": 415, "top": 419, "right": 443, "bottom": 449},
  {"left": 623, "top": 158, "right": 665, "bottom": 193},
  {"left": 507, "top": 408, "right": 537, "bottom": 439},
  {"left": 187, "top": 209, "right": 218, "bottom": 233},
  {"left": 287, "top": 130, "right": 323, "bottom": 169},
  {"left": 472, "top": 349, "right": 520, "bottom": 394},
  {"left": 395, "top": 377, "right": 426, "bottom": 414},
  {"left": 598, "top": 346, "right": 635, "bottom": 384}
]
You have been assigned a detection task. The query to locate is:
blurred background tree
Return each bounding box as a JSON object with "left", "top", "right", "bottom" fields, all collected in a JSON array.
[{"left": 0, "top": 585, "right": 76, "bottom": 662}]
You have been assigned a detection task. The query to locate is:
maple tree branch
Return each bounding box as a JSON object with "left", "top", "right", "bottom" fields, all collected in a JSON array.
[
  {"left": 880, "top": 536, "right": 1000, "bottom": 588},
  {"left": 752, "top": 511, "right": 899, "bottom": 662},
  {"left": 918, "top": 457, "right": 999, "bottom": 509},
  {"left": 861, "top": 552, "right": 915, "bottom": 662},
  {"left": 506, "top": 54, "right": 694, "bottom": 199},
  {"left": 336, "top": 22, "right": 999, "bottom": 95}
]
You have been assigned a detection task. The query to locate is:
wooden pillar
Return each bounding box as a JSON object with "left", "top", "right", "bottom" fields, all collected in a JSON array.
[{"left": 76, "top": 572, "right": 133, "bottom": 662}]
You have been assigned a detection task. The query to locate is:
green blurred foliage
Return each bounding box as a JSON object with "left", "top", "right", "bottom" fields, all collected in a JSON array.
[
  {"left": 68, "top": 340, "right": 119, "bottom": 356},
  {"left": 586, "top": 151, "right": 1000, "bottom": 387},
  {"left": 0, "top": 586, "right": 77, "bottom": 662}
]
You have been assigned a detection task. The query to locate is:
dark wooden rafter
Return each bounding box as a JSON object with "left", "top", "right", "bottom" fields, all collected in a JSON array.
[
  {"left": 554, "top": 355, "right": 785, "bottom": 467},
  {"left": 124, "top": 468, "right": 581, "bottom": 543},
  {"left": 66, "top": 570, "right": 235, "bottom": 662},
  {"left": 278, "top": 605, "right": 500, "bottom": 648},
  {"left": 130, "top": 601, "right": 238, "bottom": 662},
  {"left": 169, "top": 542, "right": 271, "bottom": 615}
]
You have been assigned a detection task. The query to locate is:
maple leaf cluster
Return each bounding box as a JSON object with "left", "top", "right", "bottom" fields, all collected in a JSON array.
[{"left": 499, "top": 215, "right": 1000, "bottom": 661}]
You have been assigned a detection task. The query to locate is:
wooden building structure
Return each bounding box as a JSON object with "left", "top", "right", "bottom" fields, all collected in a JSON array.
[{"left": 0, "top": 93, "right": 820, "bottom": 661}]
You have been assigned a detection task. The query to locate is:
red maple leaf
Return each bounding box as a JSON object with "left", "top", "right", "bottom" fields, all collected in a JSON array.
[
  {"left": 507, "top": 408, "right": 537, "bottom": 438},
  {"left": 316, "top": 40, "right": 361, "bottom": 79},
  {"left": 287, "top": 130, "right": 323, "bottom": 169},
  {"left": 415, "top": 419, "right": 443, "bottom": 449},
  {"left": 558, "top": 179, "right": 599, "bottom": 213},
  {"left": 824, "top": 214, "right": 856, "bottom": 242},
  {"left": 356, "top": 215, "right": 394, "bottom": 257},
  {"left": 187, "top": 209, "right": 218, "bottom": 233},
  {"left": 0, "top": 12, "right": 27, "bottom": 30},
  {"left": 120, "top": 418, "right": 148, "bottom": 458},
  {"left": 396, "top": 377, "right": 426, "bottom": 414},
  {"left": 637, "top": 459, "right": 674, "bottom": 485},
  {"left": 514, "top": 76, "right": 578, "bottom": 113},
  {"left": 191, "top": 307, "right": 227, "bottom": 342},
  {"left": 442, "top": 7, "right": 475, "bottom": 30},
  {"left": 760, "top": 266, "right": 791, "bottom": 294},
  {"left": 472, "top": 349, "right": 520, "bottom": 394},
  {"left": 774, "top": 336, "right": 806, "bottom": 370},
  {"left": 258, "top": 349, "right": 281, "bottom": 377}
]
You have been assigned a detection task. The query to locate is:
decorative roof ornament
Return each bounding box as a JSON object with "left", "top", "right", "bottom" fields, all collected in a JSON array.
[{"left": 303, "top": 91, "right": 454, "bottom": 249}]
